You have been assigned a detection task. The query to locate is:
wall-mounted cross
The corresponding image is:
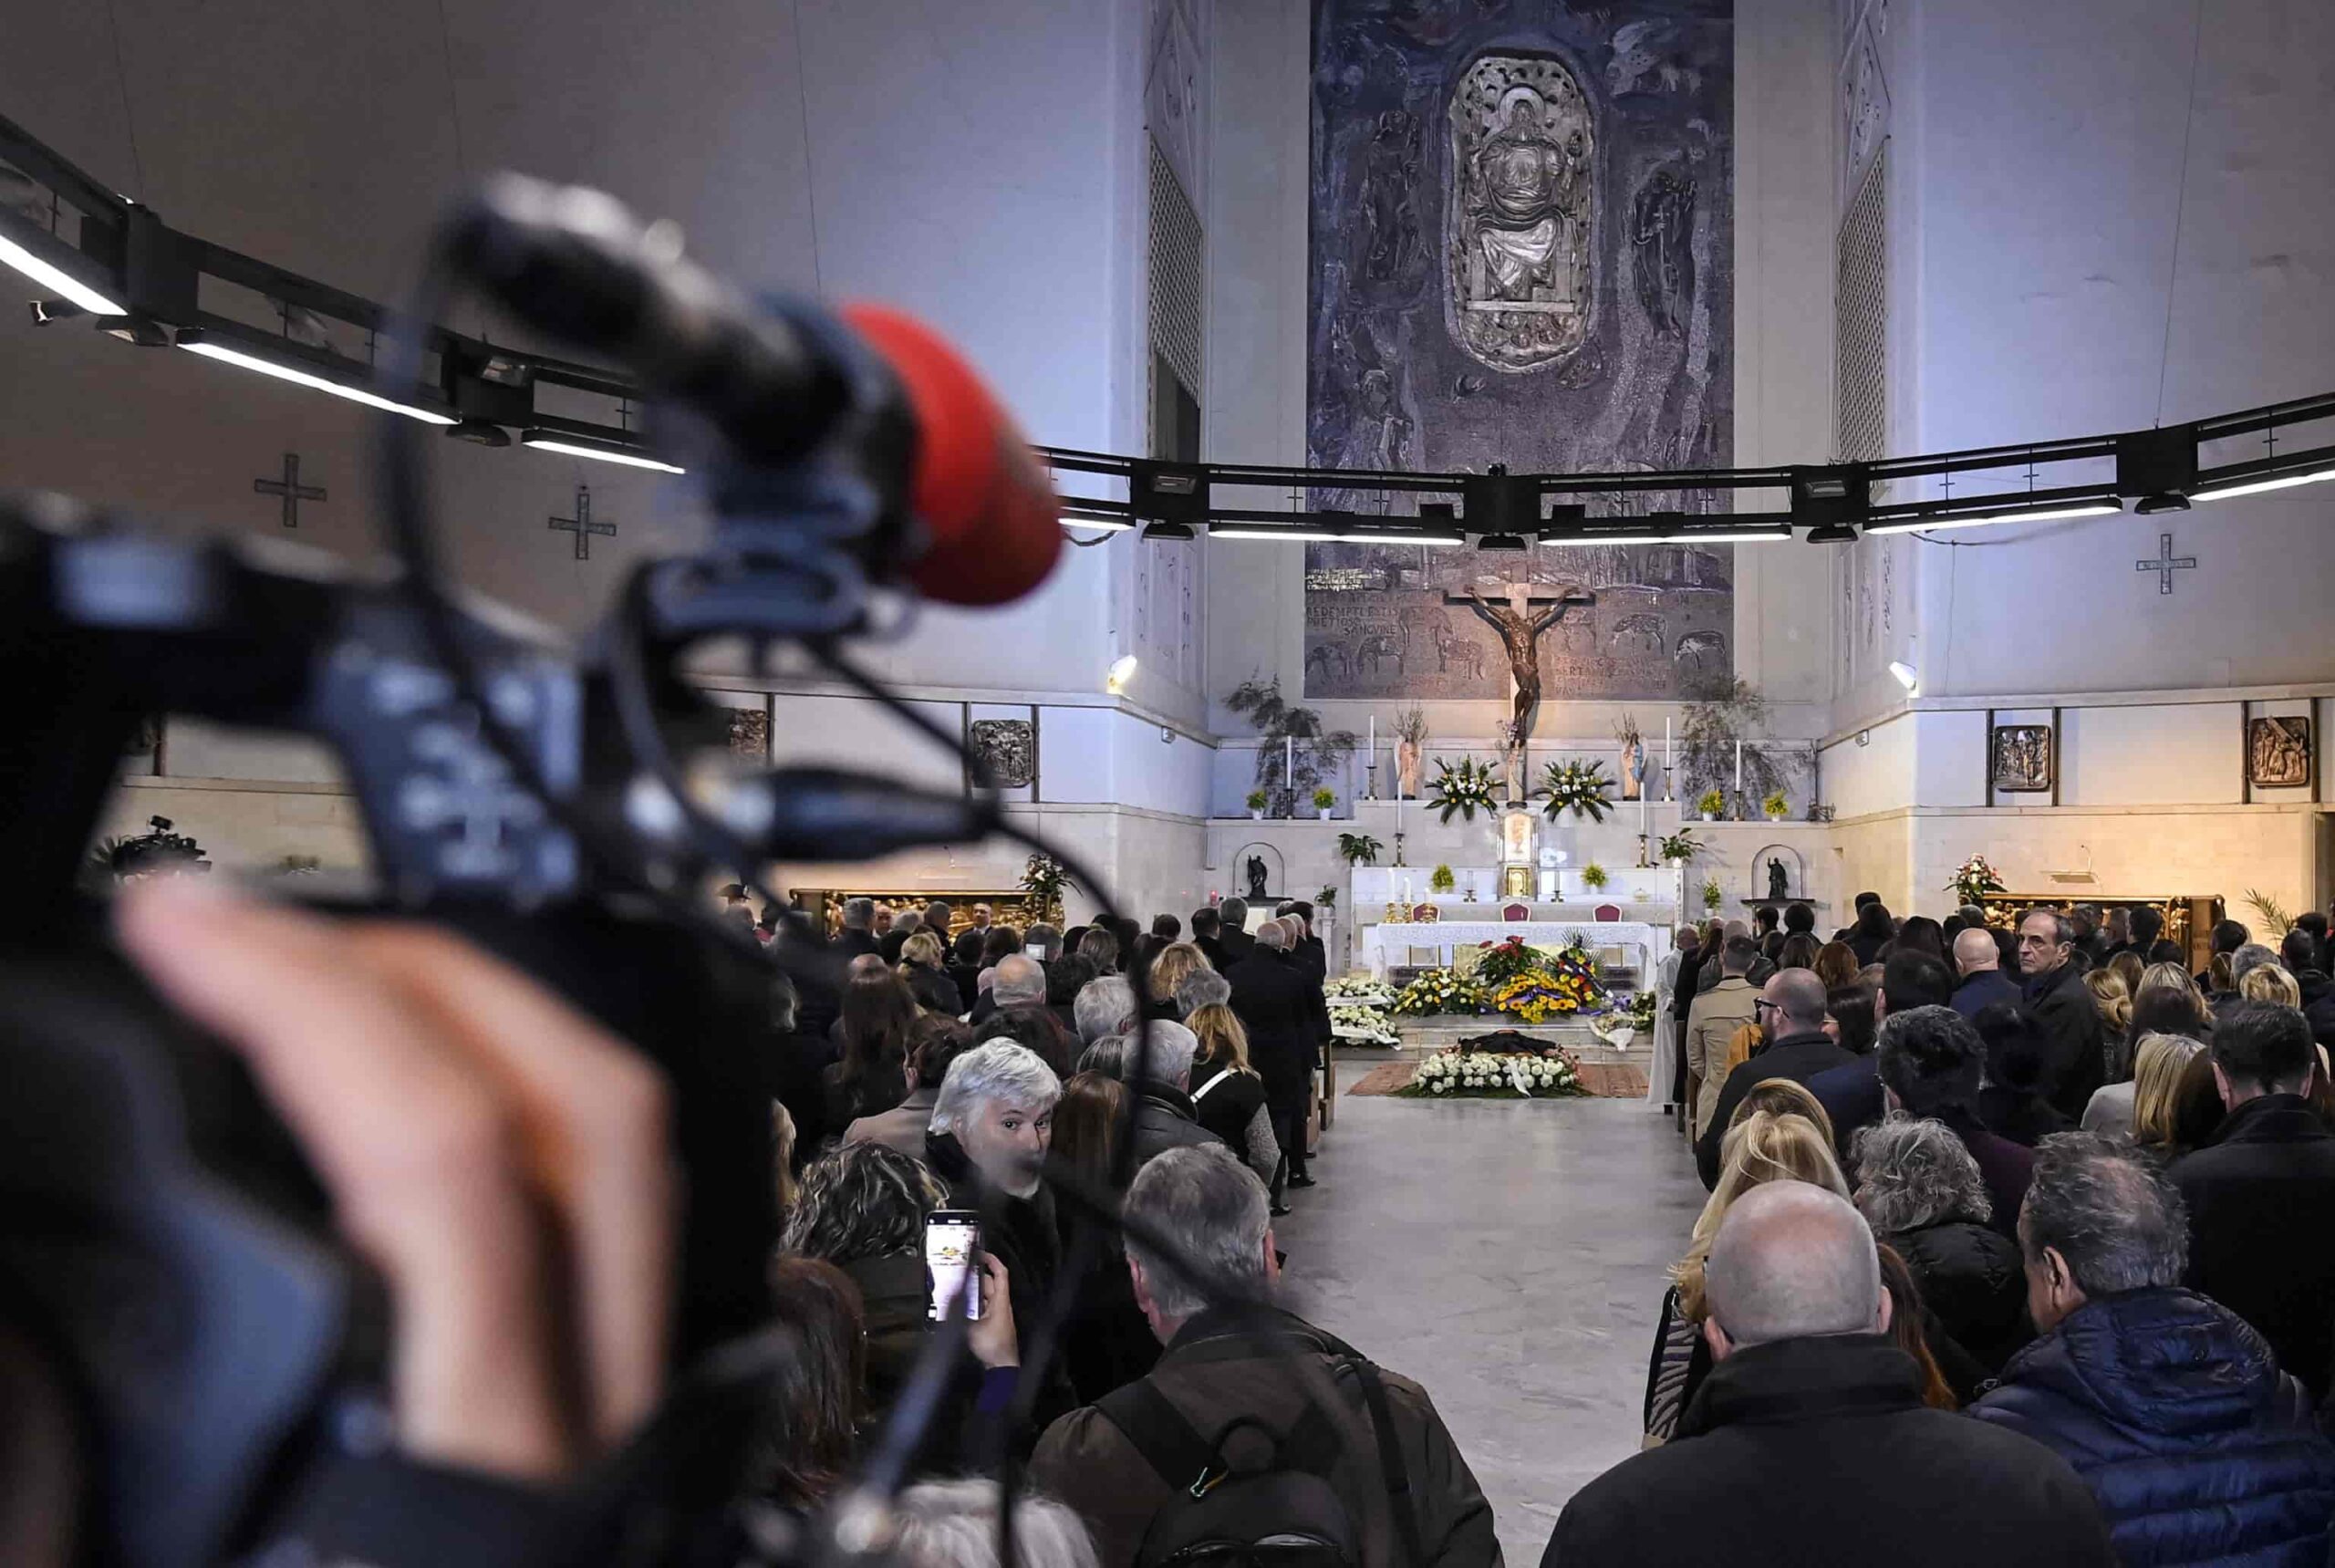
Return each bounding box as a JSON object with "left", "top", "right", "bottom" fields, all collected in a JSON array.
[
  {"left": 254, "top": 452, "right": 326, "bottom": 529},
  {"left": 548, "top": 485, "right": 616, "bottom": 560},
  {"left": 2134, "top": 531, "right": 2197, "bottom": 595}
]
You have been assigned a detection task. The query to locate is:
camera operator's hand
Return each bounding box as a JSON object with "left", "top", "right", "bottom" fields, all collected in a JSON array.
[
  {"left": 118, "top": 879, "right": 676, "bottom": 1483},
  {"left": 961, "top": 1252, "right": 1018, "bottom": 1370}
]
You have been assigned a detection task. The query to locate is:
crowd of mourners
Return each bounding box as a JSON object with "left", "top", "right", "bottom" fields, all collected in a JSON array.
[{"left": 737, "top": 886, "right": 2335, "bottom": 1568}]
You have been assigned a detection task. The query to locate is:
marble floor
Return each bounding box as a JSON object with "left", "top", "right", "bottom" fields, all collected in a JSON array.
[{"left": 1272, "top": 1091, "right": 1707, "bottom": 1565}]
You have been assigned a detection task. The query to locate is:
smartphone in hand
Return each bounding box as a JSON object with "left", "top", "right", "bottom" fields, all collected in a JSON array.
[{"left": 923, "top": 1209, "right": 982, "bottom": 1323}]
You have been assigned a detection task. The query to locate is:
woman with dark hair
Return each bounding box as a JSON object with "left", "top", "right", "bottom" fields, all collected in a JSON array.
[
  {"left": 1877, "top": 1243, "right": 1971, "bottom": 1410},
  {"left": 1774, "top": 933, "right": 1821, "bottom": 973},
  {"left": 2130, "top": 961, "right": 2211, "bottom": 1044},
  {"left": 784, "top": 1142, "right": 950, "bottom": 1410},
  {"left": 1043, "top": 1072, "right": 1162, "bottom": 1403},
  {"left": 1971, "top": 1002, "right": 2075, "bottom": 1147},
  {"left": 2165, "top": 1050, "right": 2228, "bottom": 1156},
  {"left": 1850, "top": 900, "right": 1895, "bottom": 966},
  {"left": 1825, "top": 982, "right": 1878, "bottom": 1056},
  {"left": 948, "top": 927, "right": 988, "bottom": 1010},
  {"left": 824, "top": 969, "right": 919, "bottom": 1131},
  {"left": 1043, "top": 955, "right": 1096, "bottom": 1037},
  {"left": 758, "top": 1256, "right": 869, "bottom": 1509},
  {"left": 1890, "top": 915, "right": 1947, "bottom": 962},
  {"left": 1813, "top": 940, "right": 1862, "bottom": 992},
  {"left": 972, "top": 1004, "right": 1079, "bottom": 1080}
]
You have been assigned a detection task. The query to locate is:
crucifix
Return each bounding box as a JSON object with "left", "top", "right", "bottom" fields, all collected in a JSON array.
[
  {"left": 254, "top": 452, "right": 326, "bottom": 529},
  {"left": 2134, "top": 532, "right": 2196, "bottom": 596},
  {"left": 548, "top": 485, "right": 617, "bottom": 560},
  {"left": 1446, "top": 573, "right": 1596, "bottom": 803}
]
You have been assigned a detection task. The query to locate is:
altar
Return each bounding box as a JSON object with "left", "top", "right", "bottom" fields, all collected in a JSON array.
[{"left": 1359, "top": 915, "right": 1674, "bottom": 982}]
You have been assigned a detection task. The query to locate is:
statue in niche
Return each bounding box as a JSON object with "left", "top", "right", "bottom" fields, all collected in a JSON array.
[
  {"left": 1767, "top": 857, "right": 1790, "bottom": 903},
  {"left": 1244, "top": 855, "right": 1270, "bottom": 904},
  {"left": 1446, "top": 54, "right": 1596, "bottom": 373},
  {"left": 1631, "top": 168, "right": 1697, "bottom": 336}
]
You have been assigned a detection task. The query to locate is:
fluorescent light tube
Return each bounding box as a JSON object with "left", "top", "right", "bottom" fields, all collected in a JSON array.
[
  {"left": 179, "top": 332, "right": 455, "bottom": 424},
  {"left": 1208, "top": 527, "right": 1344, "bottom": 543},
  {"left": 519, "top": 431, "right": 686, "bottom": 473},
  {"left": 2192, "top": 462, "right": 2335, "bottom": 502},
  {"left": 1865, "top": 497, "right": 2122, "bottom": 535},
  {"left": 1329, "top": 531, "right": 1465, "bottom": 547},
  {"left": 0, "top": 229, "right": 124, "bottom": 316}
]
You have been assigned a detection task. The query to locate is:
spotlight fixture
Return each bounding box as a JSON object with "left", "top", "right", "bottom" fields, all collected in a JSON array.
[
  {"left": 446, "top": 420, "right": 513, "bottom": 448},
  {"left": 1888, "top": 659, "right": 1919, "bottom": 693},
  {"left": 177, "top": 325, "right": 456, "bottom": 425},
  {"left": 2191, "top": 447, "right": 2335, "bottom": 502},
  {"left": 1864, "top": 487, "right": 2122, "bottom": 535},
  {"left": 0, "top": 220, "right": 125, "bottom": 316},
  {"left": 1804, "top": 521, "right": 1859, "bottom": 544},
  {"left": 518, "top": 427, "right": 685, "bottom": 472},
  {"left": 1105, "top": 654, "right": 1138, "bottom": 694},
  {"left": 2116, "top": 426, "right": 2196, "bottom": 514},
  {"left": 2133, "top": 493, "right": 2191, "bottom": 514},
  {"left": 1139, "top": 521, "right": 1195, "bottom": 541},
  {"left": 1475, "top": 533, "right": 1530, "bottom": 550}
]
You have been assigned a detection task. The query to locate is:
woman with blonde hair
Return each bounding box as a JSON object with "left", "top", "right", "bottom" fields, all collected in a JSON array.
[
  {"left": 895, "top": 929, "right": 964, "bottom": 1015},
  {"left": 2238, "top": 961, "right": 2304, "bottom": 1009},
  {"left": 2107, "top": 949, "right": 2145, "bottom": 998},
  {"left": 2124, "top": 1033, "right": 2209, "bottom": 1148},
  {"left": 1147, "top": 940, "right": 1211, "bottom": 1020},
  {"left": 2086, "top": 966, "right": 2135, "bottom": 1080},
  {"left": 1184, "top": 1002, "right": 1282, "bottom": 1195},
  {"left": 2132, "top": 961, "right": 2211, "bottom": 1042},
  {"left": 1643, "top": 1111, "right": 1848, "bottom": 1442},
  {"left": 1724, "top": 1077, "right": 1837, "bottom": 1148}
]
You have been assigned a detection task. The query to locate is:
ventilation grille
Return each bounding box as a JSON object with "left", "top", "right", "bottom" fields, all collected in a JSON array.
[
  {"left": 1835, "top": 146, "right": 1886, "bottom": 466},
  {"left": 1147, "top": 135, "right": 1204, "bottom": 404}
]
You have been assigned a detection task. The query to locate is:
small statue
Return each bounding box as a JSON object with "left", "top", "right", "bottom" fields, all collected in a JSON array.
[
  {"left": 1766, "top": 857, "right": 1790, "bottom": 903},
  {"left": 1245, "top": 854, "right": 1270, "bottom": 903}
]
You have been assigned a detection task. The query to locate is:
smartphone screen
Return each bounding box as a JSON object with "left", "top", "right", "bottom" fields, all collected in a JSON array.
[{"left": 924, "top": 1210, "right": 982, "bottom": 1324}]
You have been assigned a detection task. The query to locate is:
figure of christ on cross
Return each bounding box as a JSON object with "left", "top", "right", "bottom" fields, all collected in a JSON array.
[{"left": 1446, "top": 575, "right": 1597, "bottom": 746}]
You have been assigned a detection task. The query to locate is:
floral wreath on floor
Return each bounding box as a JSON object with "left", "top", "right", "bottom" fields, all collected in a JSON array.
[
  {"left": 1468, "top": 935, "right": 1612, "bottom": 1024},
  {"left": 1390, "top": 967, "right": 1489, "bottom": 1016},
  {"left": 1323, "top": 976, "right": 1401, "bottom": 1046},
  {"left": 1397, "top": 1047, "right": 1588, "bottom": 1099}
]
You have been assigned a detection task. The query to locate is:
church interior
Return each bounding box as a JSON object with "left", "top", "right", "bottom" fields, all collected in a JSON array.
[{"left": 6, "top": 1, "right": 2335, "bottom": 1564}]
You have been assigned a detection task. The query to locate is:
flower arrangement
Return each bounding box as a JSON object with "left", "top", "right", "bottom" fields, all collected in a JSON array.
[
  {"left": 1430, "top": 863, "right": 1457, "bottom": 895},
  {"left": 1245, "top": 788, "right": 1269, "bottom": 815},
  {"left": 1490, "top": 969, "right": 1604, "bottom": 1024},
  {"left": 1696, "top": 788, "right": 1727, "bottom": 820},
  {"left": 1427, "top": 756, "right": 1501, "bottom": 824},
  {"left": 1390, "top": 967, "right": 1487, "bottom": 1016},
  {"left": 1337, "top": 832, "right": 1383, "bottom": 866},
  {"left": 1762, "top": 789, "right": 1790, "bottom": 820},
  {"left": 1947, "top": 854, "right": 2007, "bottom": 908},
  {"left": 1399, "top": 1048, "right": 1587, "bottom": 1099},
  {"left": 1324, "top": 974, "right": 1390, "bottom": 1001},
  {"left": 1582, "top": 862, "right": 1610, "bottom": 890},
  {"left": 1537, "top": 758, "right": 1616, "bottom": 823},
  {"left": 1471, "top": 935, "right": 1541, "bottom": 988},
  {"left": 1019, "top": 853, "right": 1075, "bottom": 924},
  {"left": 1656, "top": 829, "right": 1704, "bottom": 865},
  {"left": 1702, "top": 877, "right": 1725, "bottom": 913},
  {"left": 1624, "top": 990, "right": 1660, "bottom": 1030},
  {"left": 1312, "top": 785, "right": 1336, "bottom": 813},
  {"left": 1330, "top": 1002, "right": 1401, "bottom": 1045}
]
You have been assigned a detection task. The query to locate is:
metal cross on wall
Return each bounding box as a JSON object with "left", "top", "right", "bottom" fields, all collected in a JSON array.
[
  {"left": 548, "top": 485, "right": 616, "bottom": 560},
  {"left": 254, "top": 452, "right": 326, "bottom": 529},
  {"left": 2134, "top": 532, "right": 2197, "bottom": 595}
]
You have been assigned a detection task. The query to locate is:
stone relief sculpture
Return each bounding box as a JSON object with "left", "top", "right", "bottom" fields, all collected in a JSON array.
[
  {"left": 2247, "top": 716, "right": 2313, "bottom": 789},
  {"left": 1631, "top": 168, "right": 1696, "bottom": 337},
  {"left": 970, "top": 719, "right": 1037, "bottom": 789},
  {"left": 726, "top": 705, "right": 771, "bottom": 761},
  {"left": 1446, "top": 54, "right": 1596, "bottom": 373},
  {"left": 1991, "top": 724, "right": 2053, "bottom": 794}
]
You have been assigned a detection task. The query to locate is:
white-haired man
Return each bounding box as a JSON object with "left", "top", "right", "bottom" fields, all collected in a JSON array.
[
  {"left": 1546, "top": 1182, "right": 2112, "bottom": 1567},
  {"left": 970, "top": 951, "right": 1048, "bottom": 1027},
  {"left": 925, "top": 1041, "right": 1070, "bottom": 1419},
  {"left": 1033, "top": 1146, "right": 1500, "bottom": 1568},
  {"left": 1074, "top": 974, "right": 1138, "bottom": 1046},
  {"left": 1111, "top": 1019, "right": 1220, "bottom": 1168}
]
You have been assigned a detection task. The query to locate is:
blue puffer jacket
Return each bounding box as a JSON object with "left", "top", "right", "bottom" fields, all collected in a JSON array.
[{"left": 1971, "top": 1287, "right": 2335, "bottom": 1567}]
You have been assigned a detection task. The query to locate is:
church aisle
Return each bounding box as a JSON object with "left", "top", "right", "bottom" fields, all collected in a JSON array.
[{"left": 1272, "top": 1093, "right": 1707, "bottom": 1564}]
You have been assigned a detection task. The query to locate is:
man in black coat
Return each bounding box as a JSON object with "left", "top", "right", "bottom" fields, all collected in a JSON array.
[
  {"left": 830, "top": 896, "right": 882, "bottom": 961},
  {"left": 1546, "top": 1182, "right": 2113, "bottom": 1568},
  {"left": 1215, "top": 897, "right": 1257, "bottom": 968},
  {"left": 1976, "top": 1132, "right": 2335, "bottom": 1562},
  {"left": 1806, "top": 950, "right": 1956, "bottom": 1161},
  {"left": 1121, "top": 1021, "right": 1222, "bottom": 1169},
  {"left": 2169, "top": 1001, "right": 2335, "bottom": 1402},
  {"left": 1188, "top": 905, "right": 1226, "bottom": 970},
  {"left": 1949, "top": 927, "right": 2021, "bottom": 1019},
  {"left": 1696, "top": 968, "right": 1855, "bottom": 1189},
  {"left": 1224, "top": 919, "right": 1321, "bottom": 1189},
  {"left": 1873, "top": 1006, "right": 2035, "bottom": 1236},
  {"left": 2016, "top": 909, "right": 2104, "bottom": 1120}
]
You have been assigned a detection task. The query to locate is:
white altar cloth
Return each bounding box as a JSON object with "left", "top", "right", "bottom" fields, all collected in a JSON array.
[{"left": 1360, "top": 919, "right": 1671, "bottom": 981}]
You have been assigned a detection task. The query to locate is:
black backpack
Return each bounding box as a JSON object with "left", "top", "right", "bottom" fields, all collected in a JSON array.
[{"left": 1095, "top": 1355, "right": 1427, "bottom": 1568}]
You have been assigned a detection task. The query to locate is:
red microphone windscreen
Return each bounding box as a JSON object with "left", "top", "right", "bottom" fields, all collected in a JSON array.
[{"left": 839, "top": 304, "right": 1063, "bottom": 607}]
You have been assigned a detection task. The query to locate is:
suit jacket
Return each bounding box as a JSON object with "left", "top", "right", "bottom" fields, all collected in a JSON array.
[
  {"left": 2169, "top": 1095, "right": 2335, "bottom": 1402},
  {"left": 1696, "top": 1031, "right": 1858, "bottom": 1189},
  {"left": 1807, "top": 1056, "right": 1885, "bottom": 1162},
  {"left": 1684, "top": 977, "right": 1759, "bottom": 1137},
  {"left": 1951, "top": 968, "right": 2022, "bottom": 1020},
  {"left": 1217, "top": 924, "right": 1257, "bottom": 968},
  {"left": 1225, "top": 948, "right": 1322, "bottom": 1110},
  {"left": 831, "top": 928, "right": 881, "bottom": 962},
  {"left": 843, "top": 1085, "right": 939, "bottom": 1162},
  {"left": 2024, "top": 961, "right": 2106, "bottom": 1118}
]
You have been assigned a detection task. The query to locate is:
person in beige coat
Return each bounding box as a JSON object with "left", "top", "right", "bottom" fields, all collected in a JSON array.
[{"left": 1686, "top": 936, "right": 1761, "bottom": 1137}]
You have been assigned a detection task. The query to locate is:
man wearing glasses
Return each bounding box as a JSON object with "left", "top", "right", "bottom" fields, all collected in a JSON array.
[{"left": 1695, "top": 967, "right": 1854, "bottom": 1189}]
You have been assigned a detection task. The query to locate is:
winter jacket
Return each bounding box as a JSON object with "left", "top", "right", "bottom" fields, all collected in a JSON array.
[
  {"left": 2169, "top": 1094, "right": 2335, "bottom": 1402},
  {"left": 1127, "top": 1081, "right": 1220, "bottom": 1168},
  {"left": 1033, "top": 1306, "right": 1503, "bottom": 1568},
  {"left": 1695, "top": 1031, "right": 1858, "bottom": 1189},
  {"left": 1225, "top": 949, "right": 1325, "bottom": 1111},
  {"left": 1556, "top": 1334, "right": 2113, "bottom": 1568},
  {"left": 1887, "top": 1218, "right": 2031, "bottom": 1372},
  {"left": 2023, "top": 960, "right": 2106, "bottom": 1119},
  {"left": 1973, "top": 1287, "right": 2335, "bottom": 1567},
  {"left": 1933, "top": 1105, "right": 2036, "bottom": 1237},
  {"left": 1952, "top": 967, "right": 2022, "bottom": 1020},
  {"left": 923, "top": 1128, "right": 1076, "bottom": 1428},
  {"left": 1684, "top": 976, "right": 1759, "bottom": 1137}
]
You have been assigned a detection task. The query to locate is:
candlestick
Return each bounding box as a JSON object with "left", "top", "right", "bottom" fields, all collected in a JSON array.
[{"left": 1665, "top": 718, "right": 1674, "bottom": 801}]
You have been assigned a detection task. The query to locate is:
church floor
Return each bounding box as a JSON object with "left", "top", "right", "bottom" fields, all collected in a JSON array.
[{"left": 1271, "top": 1091, "right": 1707, "bottom": 1564}]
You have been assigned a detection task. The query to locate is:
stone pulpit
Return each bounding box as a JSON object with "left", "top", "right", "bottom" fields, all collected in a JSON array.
[{"left": 1498, "top": 808, "right": 1539, "bottom": 899}]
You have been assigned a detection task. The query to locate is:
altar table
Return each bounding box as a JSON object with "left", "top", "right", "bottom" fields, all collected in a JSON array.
[{"left": 1358, "top": 919, "right": 1672, "bottom": 982}]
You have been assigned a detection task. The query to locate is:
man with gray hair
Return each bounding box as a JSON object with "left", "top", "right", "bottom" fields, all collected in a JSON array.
[
  {"left": 1975, "top": 1132, "right": 2335, "bottom": 1561},
  {"left": 2018, "top": 907, "right": 2104, "bottom": 1117},
  {"left": 835, "top": 896, "right": 881, "bottom": 961},
  {"left": 924, "top": 1042, "right": 1070, "bottom": 1417},
  {"left": 1549, "top": 1181, "right": 2113, "bottom": 1567},
  {"left": 969, "top": 951, "right": 1048, "bottom": 1027},
  {"left": 1115, "top": 1019, "right": 1219, "bottom": 1168},
  {"left": 880, "top": 907, "right": 924, "bottom": 965},
  {"left": 1224, "top": 913, "right": 1323, "bottom": 1194},
  {"left": 1074, "top": 974, "right": 1138, "bottom": 1046},
  {"left": 1175, "top": 968, "right": 1231, "bottom": 1016},
  {"left": 1032, "top": 1146, "right": 1500, "bottom": 1568},
  {"left": 1215, "top": 897, "right": 1256, "bottom": 968}
]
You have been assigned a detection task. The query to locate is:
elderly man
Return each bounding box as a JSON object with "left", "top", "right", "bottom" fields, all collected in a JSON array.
[
  {"left": 1074, "top": 974, "right": 1139, "bottom": 1046},
  {"left": 1975, "top": 1134, "right": 2335, "bottom": 1561},
  {"left": 1033, "top": 1147, "right": 1500, "bottom": 1568},
  {"left": 2170, "top": 1002, "right": 2335, "bottom": 1401},
  {"left": 1215, "top": 897, "right": 1257, "bottom": 967},
  {"left": 1684, "top": 936, "right": 1760, "bottom": 1138},
  {"left": 2018, "top": 910, "right": 2105, "bottom": 1118},
  {"left": 1118, "top": 1020, "right": 1219, "bottom": 1168},
  {"left": 878, "top": 908, "right": 924, "bottom": 966},
  {"left": 1549, "top": 1182, "right": 2112, "bottom": 1567},
  {"left": 1950, "top": 926, "right": 2020, "bottom": 1019},
  {"left": 969, "top": 901, "right": 993, "bottom": 931},
  {"left": 833, "top": 896, "right": 881, "bottom": 961},
  {"left": 969, "top": 950, "right": 1045, "bottom": 1027},
  {"left": 1695, "top": 967, "right": 1854, "bottom": 1189},
  {"left": 924, "top": 1042, "right": 1069, "bottom": 1417},
  {"left": 1225, "top": 917, "right": 1323, "bottom": 1194}
]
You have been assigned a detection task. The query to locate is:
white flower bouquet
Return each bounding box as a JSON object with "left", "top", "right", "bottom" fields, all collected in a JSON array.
[{"left": 1398, "top": 1048, "right": 1587, "bottom": 1100}]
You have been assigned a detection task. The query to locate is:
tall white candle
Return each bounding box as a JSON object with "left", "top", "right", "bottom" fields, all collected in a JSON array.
[
  {"left": 1665, "top": 718, "right": 1674, "bottom": 800},
  {"left": 1368, "top": 715, "right": 1375, "bottom": 753},
  {"left": 1734, "top": 740, "right": 1743, "bottom": 792},
  {"left": 1286, "top": 735, "right": 1294, "bottom": 788}
]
